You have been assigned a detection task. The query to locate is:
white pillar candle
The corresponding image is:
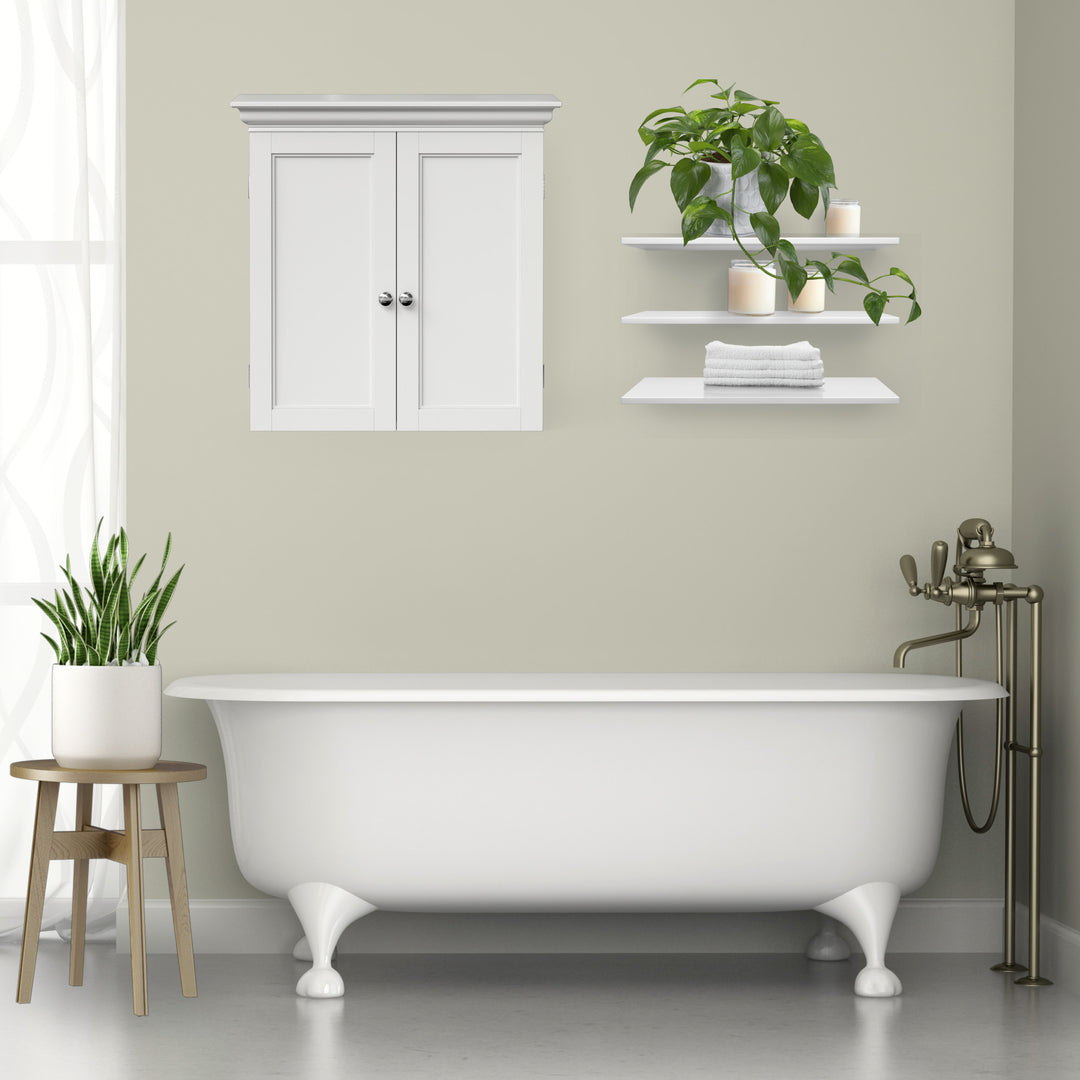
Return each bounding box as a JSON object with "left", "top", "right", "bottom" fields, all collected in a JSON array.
[
  {"left": 727, "top": 260, "right": 775, "bottom": 316},
  {"left": 787, "top": 274, "right": 825, "bottom": 313},
  {"left": 825, "top": 198, "right": 861, "bottom": 237}
]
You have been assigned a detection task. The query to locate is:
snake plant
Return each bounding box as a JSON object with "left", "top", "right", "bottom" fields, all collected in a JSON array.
[
  {"left": 34, "top": 522, "right": 182, "bottom": 666},
  {"left": 630, "top": 78, "right": 921, "bottom": 325}
]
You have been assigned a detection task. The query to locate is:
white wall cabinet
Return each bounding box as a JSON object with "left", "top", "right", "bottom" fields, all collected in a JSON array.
[{"left": 233, "top": 95, "right": 561, "bottom": 431}]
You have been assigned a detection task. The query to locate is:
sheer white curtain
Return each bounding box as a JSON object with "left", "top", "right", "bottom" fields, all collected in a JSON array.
[{"left": 0, "top": 0, "right": 124, "bottom": 935}]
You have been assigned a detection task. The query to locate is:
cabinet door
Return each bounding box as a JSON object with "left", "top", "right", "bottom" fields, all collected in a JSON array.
[
  {"left": 249, "top": 131, "right": 396, "bottom": 430},
  {"left": 395, "top": 131, "right": 543, "bottom": 431}
]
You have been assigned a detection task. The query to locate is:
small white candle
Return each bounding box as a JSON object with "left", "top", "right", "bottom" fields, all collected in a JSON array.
[
  {"left": 728, "top": 260, "right": 775, "bottom": 316},
  {"left": 787, "top": 274, "right": 825, "bottom": 313},
  {"left": 825, "top": 198, "right": 861, "bottom": 237}
]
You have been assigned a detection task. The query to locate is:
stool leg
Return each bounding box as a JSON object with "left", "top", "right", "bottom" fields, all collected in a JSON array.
[
  {"left": 17, "top": 781, "right": 59, "bottom": 1004},
  {"left": 69, "top": 783, "right": 94, "bottom": 987},
  {"left": 122, "top": 784, "right": 148, "bottom": 1016},
  {"left": 156, "top": 784, "right": 197, "bottom": 997}
]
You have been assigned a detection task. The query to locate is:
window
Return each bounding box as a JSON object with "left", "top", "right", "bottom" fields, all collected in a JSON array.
[{"left": 0, "top": 0, "right": 124, "bottom": 932}]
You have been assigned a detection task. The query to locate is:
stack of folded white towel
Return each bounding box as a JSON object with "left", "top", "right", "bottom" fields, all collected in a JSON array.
[{"left": 704, "top": 340, "right": 824, "bottom": 388}]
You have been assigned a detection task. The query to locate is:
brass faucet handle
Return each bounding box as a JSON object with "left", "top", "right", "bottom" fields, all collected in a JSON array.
[
  {"left": 930, "top": 540, "right": 949, "bottom": 592},
  {"left": 900, "top": 554, "right": 920, "bottom": 596}
]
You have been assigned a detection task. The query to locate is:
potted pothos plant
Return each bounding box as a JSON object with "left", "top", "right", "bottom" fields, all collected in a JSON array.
[
  {"left": 33, "top": 523, "right": 182, "bottom": 769},
  {"left": 629, "top": 79, "right": 921, "bottom": 326}
]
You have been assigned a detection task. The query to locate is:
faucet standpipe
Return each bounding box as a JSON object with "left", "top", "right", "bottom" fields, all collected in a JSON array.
[{"left": 893, "top": 518, "right": 1049, "bottom": 988}]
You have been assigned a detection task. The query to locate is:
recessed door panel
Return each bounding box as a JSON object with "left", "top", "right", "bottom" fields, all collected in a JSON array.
[
  {"left": 252, "top": 131, "right": 396, "bottom": 430},
  {"left": 418, "top": 154, "right": 519, "bottom": 408},
  {"left": 397, "top": 131, "right": 541, "bottom": 431}
]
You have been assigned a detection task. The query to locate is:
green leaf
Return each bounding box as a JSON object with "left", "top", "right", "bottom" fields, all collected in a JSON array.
[
  {"left": 733, "top": 89, "right": 760, "bottom": 102},
  {"left": 145, "top": 621, "right": 177, "bottom": 666},
  {"left": 89, "top": 520, "right": 105, "bottom": 601},
  {"left": 61, "top": 588, "right": 79, "bottom": 626},
  {"left": 129, "top": 590, "right": 160, "bottom": 654},
  {"left": 833, "top": 256, "right": 869, "bottom": 284},
  {"left": 684, "top": 79, "right": 719, "bottom": 93},
  {"left": 95, "top": 577, "right": 121, "bottom": 661},
  {"left": 670, "top": 158, "right": 711, "bottom": 211},
  {"left": 749, "top": 211, "right": 780, "bottom": 253},
  {"left": 729, "top": 140, "right": 761, "bottom": 180},
  {"left": 128, "top": 552, "right": 146, "bottom": 587},
  {"left": 61, "top": 558, "right": 91, "bottom": 629},
  {"left": 789, "top": 177, "right": 819, "bottom": 219},
  {"left": 640, "top": 108, "right": 686, "bottom": 143},
  {"left": 41, "top": 633, "right": 62, "bottom": 664},
  {"left": 778, "top": 259, "right": 808, "bottom": 304},
  {"left": 907, "top": 297, "right": 923, "bottom": 323},
  {"left": 807, "top": 260, "right": 836, "bottom": 292},
  {"left": 103, "top": 532, "right": 118, "bottom": 574},
  {"left": 785, "top": 136, "right": 836, "bottom": 187},
  {"left": 775, "top": 239, "right": 799, "bottom": 263},
  {"left": 117, "top": 574, "right": 131, "bottom": 650},
  {"left": 32, "top": 596, "right": 65, "bottom": 637},
  {"left": 144, "top": 566, "right": 184, "bottom": 656},
  {"left": 643, "top": 136, "right": 671, "bottom": 165},
  {"left": 820, "top": 184, "right": 832, "bottom": 214},
  {"left": 890, "top": 267, "right": 915, "bottom": 289},
  {"left": 751, "top": 106, "right": 786, "bottom": 151},
  {"left": 641, "top": 105, "right": 684, "bottom": 127},
  {"left": 786, "top": 118, "right": 810, "bottom": 135},
  {"left": 730, "top": 101, "right": 759, "bottom": 116},
  {"left": 629, "top": 159, "right": 668, "bottom": 210},
  {"left": 681, "top": 196, "right": 726, "bottom": 244},
  {"left": 863, "top": 290, "right": 888, "bottom": 325},
  {"left": 756, "top": 161, "right": 789, "bottom": 214}
]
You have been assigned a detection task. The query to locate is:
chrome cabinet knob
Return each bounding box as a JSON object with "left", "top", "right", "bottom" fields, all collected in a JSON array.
[
  {"left": 398, "top": 291, "right": 414, "bottom": 307},
  {"left": 377, "top": 292, "right": 394, "bottom": 307}
]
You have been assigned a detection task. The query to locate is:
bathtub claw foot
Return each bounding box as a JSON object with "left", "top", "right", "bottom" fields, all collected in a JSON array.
[
  {"left": 814, "top": 881, "right": 902, "bottom": 997},
  {"left": 854, "top": 965, "right": 903, "bottom": 998},
  {"left": 287, "top": 882, "right": 376, "bottom": 999},
  {"left": 296, "top": 965, "right": 345, "bottom": 998},
  {"left": 806, "top": 915, "right": 851, "bottom": 961}
]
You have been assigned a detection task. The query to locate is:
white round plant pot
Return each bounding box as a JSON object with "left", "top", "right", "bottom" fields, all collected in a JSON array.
[
  {"left": 701, "top": 162, "right": 766, "bottom": 236},
  {"left": 52, "top": 664, "right": 162, "bottom": 770}
]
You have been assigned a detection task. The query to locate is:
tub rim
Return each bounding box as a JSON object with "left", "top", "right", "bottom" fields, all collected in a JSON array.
[{"left": 163, "top": 671, "right": 1007, "bottom": 704}]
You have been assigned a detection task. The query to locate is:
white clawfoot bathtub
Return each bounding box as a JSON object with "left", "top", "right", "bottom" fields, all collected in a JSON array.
[{"left": 165, "top": 672, "right": 1005, "bottom": 999}]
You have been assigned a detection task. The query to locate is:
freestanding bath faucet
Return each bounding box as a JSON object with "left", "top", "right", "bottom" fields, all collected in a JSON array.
[{"left": 895, "top": 518, "right": 1050, "bottom": 987}]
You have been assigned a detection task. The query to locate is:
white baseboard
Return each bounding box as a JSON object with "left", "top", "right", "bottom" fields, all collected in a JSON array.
[
  {"left": 12, "top": 895, "right": 1075, "bottom": 992},
  {"left": 110, "top": 897, "right": 1007, "bottom": 958},
  {"left": 1015, "top": 904, "right": 1080, "bottom": 991}
]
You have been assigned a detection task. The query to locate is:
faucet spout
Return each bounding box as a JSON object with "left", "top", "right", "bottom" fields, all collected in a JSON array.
[{"left": 893, "top": 608, "right": 981, "bottom": 669}]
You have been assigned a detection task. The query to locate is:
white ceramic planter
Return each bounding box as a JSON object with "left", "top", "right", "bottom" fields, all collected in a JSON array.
[
  {"left": 52, "top": 664, "right": 162, "bottom": 770},
  {"left": 701, "top": 162, "right": 766, "bottom": 236}
]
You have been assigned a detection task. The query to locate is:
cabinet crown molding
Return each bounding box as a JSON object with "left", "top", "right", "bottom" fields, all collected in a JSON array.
[{"left": 231, "top": 94, "right": 562, "bottom": 129}]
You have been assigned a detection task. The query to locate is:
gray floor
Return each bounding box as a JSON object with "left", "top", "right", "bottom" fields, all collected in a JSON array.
[{"left": 1, "top": 941, "right": 1078, "bottom": 1079}]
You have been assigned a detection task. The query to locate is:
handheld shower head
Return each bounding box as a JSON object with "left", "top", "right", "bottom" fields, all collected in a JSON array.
[
  {"left": 958, "top": 545, "right": 1017, "bottom": 573},
  {"left": 955, "top": 518, "right": 1017, "bottom": 575}
]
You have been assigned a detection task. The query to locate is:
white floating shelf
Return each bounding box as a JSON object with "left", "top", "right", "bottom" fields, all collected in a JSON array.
[
  {"left": 622, "top": 235, "right": 899, "bottom": 252},
  {"left": 622, "top": 310, "right": 899, "bottom": 326},
  {"left": 622, "top": 377, "right": 899, "bottom": 406}
]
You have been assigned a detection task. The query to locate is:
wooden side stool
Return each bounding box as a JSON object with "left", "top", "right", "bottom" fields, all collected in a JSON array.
[{"left": 10, "top": 759, "right": 206, "bottom": 1016}]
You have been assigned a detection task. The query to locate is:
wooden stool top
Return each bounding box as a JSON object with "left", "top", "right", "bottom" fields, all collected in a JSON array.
[{"left": 10, "top": 759, "right": 206, "bottom": 785}]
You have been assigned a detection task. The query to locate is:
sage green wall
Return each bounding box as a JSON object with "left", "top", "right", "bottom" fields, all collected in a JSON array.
[
  {"left": 126, "top": 0, "right": 1016, "bottom": 914},
  {"left": 1013, "top": 1, "right": 1080, "bottom": 935}
]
